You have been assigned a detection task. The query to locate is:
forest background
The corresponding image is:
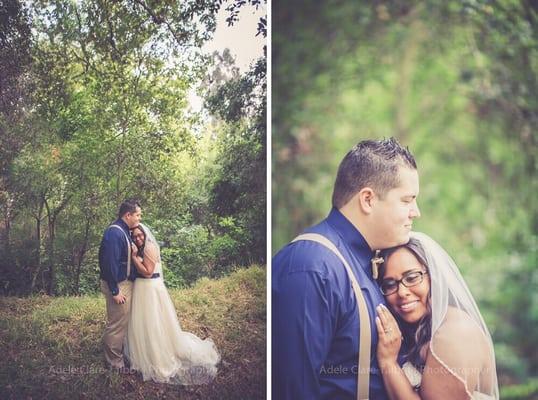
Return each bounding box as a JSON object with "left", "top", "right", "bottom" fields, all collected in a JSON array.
[
  {"left": 0, "top": 1, "right": 267, "bottom": 398},
  {"left": 0, "top": 0, "right": 267, "bottom": 295},
  {"left": 272, "top": 0, "right": 537, "bottom": 396}
]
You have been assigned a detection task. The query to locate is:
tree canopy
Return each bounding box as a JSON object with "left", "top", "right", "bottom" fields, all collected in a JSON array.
[{"left": 0, "top": 0, "right": 266, "bottom": 296}]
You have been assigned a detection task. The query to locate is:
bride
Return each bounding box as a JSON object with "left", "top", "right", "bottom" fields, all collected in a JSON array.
[
  {"left": 124, "top": 223, "right": 220, "bottom": 384},
  {"left": 375, "top": 232, "right": 499, "bottom": 400}
]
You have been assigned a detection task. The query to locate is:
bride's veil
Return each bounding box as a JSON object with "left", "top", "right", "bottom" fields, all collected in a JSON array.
[
  {"left": 138, "top": 223, "right": 162, "bottom": 265},
  {"left": 410, "top": 232, "right": 499, "bottom": 399}
]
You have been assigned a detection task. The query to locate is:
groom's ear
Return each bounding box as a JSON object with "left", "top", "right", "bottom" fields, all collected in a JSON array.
[{"left": 357, "top": 187, "right": 375, "bottom": 214}]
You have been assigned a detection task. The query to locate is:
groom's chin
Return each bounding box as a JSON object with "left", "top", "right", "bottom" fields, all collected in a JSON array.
[{"left": 390, "top": 233, "right": 411, "bottom": 248}]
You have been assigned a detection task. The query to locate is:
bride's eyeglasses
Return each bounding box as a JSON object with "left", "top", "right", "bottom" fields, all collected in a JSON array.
[{"left": 380, "top": 270, "right": 428, "bottom": 295}]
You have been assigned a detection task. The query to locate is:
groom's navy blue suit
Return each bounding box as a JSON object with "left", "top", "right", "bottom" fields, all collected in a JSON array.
[
  {"left": 273, "top": 208, "right": 401, "bottom": 400},
  {"left": 98, "top": 219, "right": 136, "bottom": 296}
]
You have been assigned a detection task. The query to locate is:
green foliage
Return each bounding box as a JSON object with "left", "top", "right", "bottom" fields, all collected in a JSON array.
[
  {"left": 500, "top": 378, "right": 538, "bottom": 400},
  {"left": 205, "top": 56, "right": 267, "bottom": 267},
  {"left": 154, "top": 214, "right": 255, "bottom": 288},
  {"left": 0, "top": 0, "right": 266, "bottom": 298},
  {"left": 160, "top": 223, "right": 213, "bottom": 287},
  {"left": 273, "top": 0, "right": 537, "bottom": 386}
]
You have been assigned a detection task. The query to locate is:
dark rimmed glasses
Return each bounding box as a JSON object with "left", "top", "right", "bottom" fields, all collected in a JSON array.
[{"left": 380, "top": 270, "right": 428, "bottom": 295}]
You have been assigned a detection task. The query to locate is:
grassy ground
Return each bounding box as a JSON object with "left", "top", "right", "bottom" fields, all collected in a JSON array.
[{"left": 0, "top": 266, "right": 266, "bottom": 400}]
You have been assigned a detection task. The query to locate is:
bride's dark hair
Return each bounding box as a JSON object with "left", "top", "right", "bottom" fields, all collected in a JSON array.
[{"left": 379, "top": 238, "right": 432, "bottom": 370}]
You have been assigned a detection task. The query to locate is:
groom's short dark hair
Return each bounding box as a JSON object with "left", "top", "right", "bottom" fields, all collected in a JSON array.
[
  {"left": 118, "top": 198, "right": 141, "bottom": 218},
  {"left": 332, "top": 137, "right": 416, "bottom": 208}
]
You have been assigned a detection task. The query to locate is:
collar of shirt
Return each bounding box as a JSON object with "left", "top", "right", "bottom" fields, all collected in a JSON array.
[
  {"left": 113, "top": 218, "right": 133, "bottom": 242},
  {"left": 325, "top": 207, "right": 375, "bottom": 273}
]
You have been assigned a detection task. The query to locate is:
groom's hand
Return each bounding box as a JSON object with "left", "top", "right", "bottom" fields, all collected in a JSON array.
[{"left": 113, "top": 293, "right": 127, "bottom": 304}]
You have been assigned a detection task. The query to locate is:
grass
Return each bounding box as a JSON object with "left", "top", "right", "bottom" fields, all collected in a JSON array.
[{"left": 0, "top": 265, "right": 266, "bottom": 400}]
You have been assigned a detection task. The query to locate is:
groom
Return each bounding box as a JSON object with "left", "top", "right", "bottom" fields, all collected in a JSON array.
[
  {"left": 98, "top": 198, "right": 142, "bottom": 370},
  {"left": 272, "top": 138, "right": 421, "bottom": 399}
]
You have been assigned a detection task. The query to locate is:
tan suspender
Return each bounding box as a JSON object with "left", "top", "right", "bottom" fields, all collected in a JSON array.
[
  {"left": 110, "top": 225, "right": 132, "bottom": 277},
  {"left": 292, "top": 233, "right": 371, "bottom": 400}
]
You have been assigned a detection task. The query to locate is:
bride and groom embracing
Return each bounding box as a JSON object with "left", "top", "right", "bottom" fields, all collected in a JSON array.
[
  {"left": 273, "top": 138, "right": 499, "bottom": 399},
  {"left": 98, "top": 199, "right": 220, "bottom": 384}
]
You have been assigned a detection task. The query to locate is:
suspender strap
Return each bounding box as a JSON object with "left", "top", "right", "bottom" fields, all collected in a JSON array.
[
  {"left": 110, "top": 225, "right": 132, "bottom": 278},
  {"left": 292, "top": 233, "right": 371, "bottom": 400}
]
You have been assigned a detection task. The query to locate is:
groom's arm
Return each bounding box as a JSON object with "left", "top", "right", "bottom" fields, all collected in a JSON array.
[
  {"left": 99, "top": 229, "right": 123, "bottom": 296},
  {"left": 272, "top": 266, "right": 335, "bottom": 399}
]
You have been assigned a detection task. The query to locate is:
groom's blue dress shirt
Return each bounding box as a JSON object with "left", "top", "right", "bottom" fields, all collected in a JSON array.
[
  {"left": 272, "top": 208, "right": 392, "bottom": 400},
  {"left": 98, "top": 219, "right": 136, "bottom": 296}
]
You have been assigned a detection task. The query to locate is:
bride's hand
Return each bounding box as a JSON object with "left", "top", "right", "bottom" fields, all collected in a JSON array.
[
  {"left": 376, "top": 304, "right": 403, "bottom": 367},
  {"left": 131, "top": 243, "right": 138, "bottom": 256}
]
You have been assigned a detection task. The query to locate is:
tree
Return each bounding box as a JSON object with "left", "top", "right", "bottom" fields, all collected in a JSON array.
[
  {"left": 0, "top": 0, "right": 33, "bottom": 267},
  {"left": 205, "top": 50, "right": 266, "bottom": 269}
]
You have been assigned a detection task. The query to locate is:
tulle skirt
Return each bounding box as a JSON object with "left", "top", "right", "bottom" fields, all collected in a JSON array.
[{"left": 125, "top": 277, "right": 220, "bottom": 385}]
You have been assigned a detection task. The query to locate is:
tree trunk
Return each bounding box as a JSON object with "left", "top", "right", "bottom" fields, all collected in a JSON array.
[
  {"left": 44, "top": 194, "right": 72, "bottom": 296},
  {"left": 30, "top": 199, "right": 45, "bottom": 292},
  {"left": 2, "top": 206, "right": 12, "bottom": 258},
  {"left": 46, "top": 217, "right": 56, "bottom": 296},
  {"left": 74, "top": 216, "right": 91, "bottom": 295}
]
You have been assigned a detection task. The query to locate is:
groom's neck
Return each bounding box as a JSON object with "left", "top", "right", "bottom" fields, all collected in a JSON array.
[{"left": 338, "top": 205, "right": 374, "bottom": 251}]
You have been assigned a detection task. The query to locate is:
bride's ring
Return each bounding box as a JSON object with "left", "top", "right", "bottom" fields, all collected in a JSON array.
[{"left": 384, "top": 328, "right": 392, "bottom": 333}]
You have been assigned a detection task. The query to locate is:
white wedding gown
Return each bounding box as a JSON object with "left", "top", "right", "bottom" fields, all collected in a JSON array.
[{"left": 124, "top": 239, "right": 220, "bottom": 385}]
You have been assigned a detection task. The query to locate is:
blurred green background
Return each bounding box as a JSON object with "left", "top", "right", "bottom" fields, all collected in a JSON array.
[{"left": 272, "top": 0, "right": 537, "bottom": 393}]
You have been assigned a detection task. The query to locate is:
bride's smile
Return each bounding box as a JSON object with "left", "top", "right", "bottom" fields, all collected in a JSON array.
[{"left": 381, "top": 247, "right": 430, "bottom": 324}]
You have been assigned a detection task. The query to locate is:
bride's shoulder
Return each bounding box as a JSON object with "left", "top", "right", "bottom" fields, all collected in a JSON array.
[
  {"left": 143, "top": 240, "right": 159, "bottom": 259},
  {"left": 441, "top": 307, "right": 480, "bottom": 334},
  {"left": 433, "top": 307, "right": 485, "bottom": 351},
  {"left": 435, "top": 307, "right": 487, "bottom": 352},
  {"left": 144, "top": 240, "right": 157, "bottom": 251}
]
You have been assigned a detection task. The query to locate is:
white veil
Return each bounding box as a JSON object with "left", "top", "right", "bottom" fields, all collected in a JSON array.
[
  {"left": 138, "top": 223, "right": 162, "bottom": 274},
  {"left": 410, "top": 232, "right": 499, "bottom": 399}
]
